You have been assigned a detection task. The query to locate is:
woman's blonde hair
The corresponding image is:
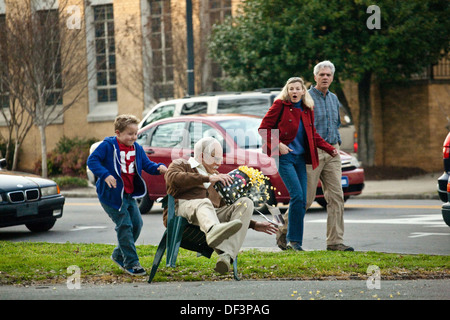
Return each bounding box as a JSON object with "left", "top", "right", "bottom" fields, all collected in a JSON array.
[{"left": 276, "top": 77, "right": 314, "bottom": 109}]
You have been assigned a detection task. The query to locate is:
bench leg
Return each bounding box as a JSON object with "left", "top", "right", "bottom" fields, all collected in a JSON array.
[
  {"left": 166, "top": 216, "right": 188, "bottom": 267},
  {"left": 148, "top": 230, "right": 167, "bottom": 283},
  {"left": 233, "top": 256, "right": 240, "bottom": 281}
]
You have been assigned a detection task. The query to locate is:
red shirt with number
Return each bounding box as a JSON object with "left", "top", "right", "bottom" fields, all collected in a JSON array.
[{"left": 117, "top": 139, "right": 136, "bottom": 194}]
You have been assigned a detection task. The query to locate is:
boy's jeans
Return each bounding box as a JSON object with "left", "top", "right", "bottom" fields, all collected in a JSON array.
[
  {"left": 101, "top": 194, "right": 143, "bottom": 268},
  {"left": 277, "top": 153, "right": 307, "bottom": 244}
]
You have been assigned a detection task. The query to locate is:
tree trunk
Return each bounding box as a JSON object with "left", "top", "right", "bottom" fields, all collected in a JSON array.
[
  {"left": 357, "top": 72, "right": 375, "bottom": 167},
  {"left": 38, "top": 125, "right": 48, "bottom": 178},
  {"left": 12, "top": 141, "right": 20, "bottom": 171}
]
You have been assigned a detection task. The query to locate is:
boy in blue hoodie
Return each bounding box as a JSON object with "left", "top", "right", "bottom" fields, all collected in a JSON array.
[{"left": 87, "top": 114, "right": 167, "bottom": 275}]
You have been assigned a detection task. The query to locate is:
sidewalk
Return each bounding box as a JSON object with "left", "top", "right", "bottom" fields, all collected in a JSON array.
[
  {"left": 1, "top": 279, "right": 449, "bottom": 300},
  {"left": 61, "top": 172, "right": 442, "bottom": 200}
]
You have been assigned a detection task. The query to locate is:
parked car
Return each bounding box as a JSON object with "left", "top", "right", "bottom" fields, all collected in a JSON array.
[
  {"left": 437, "top": 132, "right": 450, "bottom": 227},
  {"left": 0, "top": 158, "right": 65, "bottom": 232},
  {"left": 134, "top": 114, "right": 364, "bottom": 213},
  {"left": 87, "top": 90, "right": 358, "bottom": 184}
]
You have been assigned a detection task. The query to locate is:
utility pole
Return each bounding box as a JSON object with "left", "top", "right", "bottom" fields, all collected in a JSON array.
[{"left": 186, "top": 0, "right": 195, "bottom": 96}]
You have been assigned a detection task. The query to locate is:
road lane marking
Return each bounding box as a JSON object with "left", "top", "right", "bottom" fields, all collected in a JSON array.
[
  {"left": 70, "top": 226, "right": 107, "bottom": 231},
  {"left": 408, "top": 232, "right": 450, "bottom": 238},
  {"left": 344, "top": 204, "right": 441, "bottom": 209},
  {"left": 309, "top": 214, "right": 447, "bottom": 226},
  {"left": 309, "top": 203, "right": 441, "bottom": 209}
]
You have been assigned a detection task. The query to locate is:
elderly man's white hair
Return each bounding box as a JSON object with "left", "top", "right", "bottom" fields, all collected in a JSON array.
[
  {"left": 313, "top": 60, "right": 335, "bottom": 76},
  {"left": 193, "top": 137, "right": 222, "bottom": 161}
]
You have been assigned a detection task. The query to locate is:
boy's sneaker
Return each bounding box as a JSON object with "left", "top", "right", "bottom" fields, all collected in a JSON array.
[
  {"left": 124, "top": 265, "right": 146, "bottom": 276},
  {"left": 111, "top": 255, "right": 125, "bottom": 271},
  {"left": 111, "top": 256, "right": 146, "bottom": 276},
  {"left": 287, "top": 241, "right": 304, "bottom": 251}
]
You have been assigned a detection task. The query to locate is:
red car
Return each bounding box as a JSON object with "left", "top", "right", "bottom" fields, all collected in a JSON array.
[{"left": 136, "top": 114, "right": 364, "bottom": 213}]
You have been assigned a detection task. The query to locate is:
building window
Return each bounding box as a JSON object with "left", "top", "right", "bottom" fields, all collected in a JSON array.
[
  {"left": 149, "top": 0, "right": 173, "bottom": 100},
  {"left": 208, "top": 0, "right": 232, "bottom": 91},
  {"left": 94, "top": 4, "right": 117, "bottom": 103},
  {"left": 432, "top": 53, "right": 450, "bottom": 80}
]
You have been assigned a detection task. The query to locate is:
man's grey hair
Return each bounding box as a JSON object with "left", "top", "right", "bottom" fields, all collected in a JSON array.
[
  {"left": 313, "top": 60, "right": 335, "bottom": 76},
  {"left": 193, "top": 137, "right": 221, "bottom": 161}
]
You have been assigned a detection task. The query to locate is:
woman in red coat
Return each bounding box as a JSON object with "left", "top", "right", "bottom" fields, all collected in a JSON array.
[{"left": 258, "top": 77, "right": 337, "bottom": 251}]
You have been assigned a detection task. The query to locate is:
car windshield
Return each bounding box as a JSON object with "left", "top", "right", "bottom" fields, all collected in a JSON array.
[{"left": 217, "top": 118, "right": 263, "bottom": 149}]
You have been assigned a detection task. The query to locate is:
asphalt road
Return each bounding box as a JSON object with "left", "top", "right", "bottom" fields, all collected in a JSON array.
[{"left": 0, "top": 198, "right": 448, "bottom": 255}]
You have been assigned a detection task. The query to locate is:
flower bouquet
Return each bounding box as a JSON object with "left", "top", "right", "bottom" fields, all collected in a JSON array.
[{"left": 213, "top": 165, "right": 271, "bottom": 205}]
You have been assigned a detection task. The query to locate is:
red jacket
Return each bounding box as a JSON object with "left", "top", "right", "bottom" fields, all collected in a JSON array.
[{"left": 258, "top": 99, "right": 335, "bottom": 169}]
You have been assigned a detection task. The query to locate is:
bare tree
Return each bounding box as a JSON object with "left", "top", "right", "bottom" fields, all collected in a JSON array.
[
  {"left": 116, "top": 1, "right": 177, "bottom": 108},
  {"left": 0, "top": 10, "right": 35, "bottom": 170},
  {"left": 0, "top": 0, "right": 95, "bottom": 177}
]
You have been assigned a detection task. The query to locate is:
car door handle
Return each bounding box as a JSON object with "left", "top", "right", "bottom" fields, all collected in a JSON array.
[{"left": 146, "top": 149, "right": 155, "bottom": 154}]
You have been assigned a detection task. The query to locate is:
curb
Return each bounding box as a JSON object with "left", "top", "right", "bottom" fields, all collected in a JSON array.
[
  {"left": 60, "top": 189, "right": 440, "bottom": 200},
  {"left": 356, "top": 193, "right": 439, "bottom": 200}
]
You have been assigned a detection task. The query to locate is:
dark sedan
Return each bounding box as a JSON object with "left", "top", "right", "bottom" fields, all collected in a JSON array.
[{"left": 0, "top": 159, "right": 65, "bottom": 232}]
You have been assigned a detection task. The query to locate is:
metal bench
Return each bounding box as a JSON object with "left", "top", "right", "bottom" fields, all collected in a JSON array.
[{"left": 148, "top": 194, "right": 239, "bottom": 283}]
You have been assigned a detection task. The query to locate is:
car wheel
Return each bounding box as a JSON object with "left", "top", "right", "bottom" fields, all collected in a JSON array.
[
  {"left": 441, "top": 203, "right": 450, "bottom": 227},
  {"left": 25, "top": 219, "right": 56, "bottom": 232},
  {"left": 137, "top": 193, "right": 154, "bottom": 214}
]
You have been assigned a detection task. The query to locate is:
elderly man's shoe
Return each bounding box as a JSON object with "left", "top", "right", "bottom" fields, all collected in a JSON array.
[
  {"left": 276, "top": 230, "right": 287, "bottom": 250},
  {"left": 214, "top": 253, "right": 232, "bottom": 274},
  {"left": 206, "top": 220, "right": 242, "bottom": 248}
]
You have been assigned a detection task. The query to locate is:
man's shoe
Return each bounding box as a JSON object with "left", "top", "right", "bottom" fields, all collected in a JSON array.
[
  {"left": 276, "top": 230, "right": 287, "bottom": 250},
  {"left": 206, "top": 220, "right": 243, "bottom": 248},
  {"left": 327, "top": 243, "right": 354, "bottom": 251},
  {"left": 214, "top": 253, "right": 232, "bottom": 275},
  {"left": 287, "top": 241, "right": 303, "bottom": 251},
  {"left": 124, "top": 264, "right": 146, "bottom": 276}
]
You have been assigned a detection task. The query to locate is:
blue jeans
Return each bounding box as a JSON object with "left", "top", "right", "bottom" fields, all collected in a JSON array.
[
  {"left": 277, "top": 153, "right": 307, "bottom": 244},
  {"left": 101, "top": 194, "right": 143, "bottom": 268}
]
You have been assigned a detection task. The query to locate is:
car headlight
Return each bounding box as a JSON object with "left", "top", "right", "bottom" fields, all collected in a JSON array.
[
  {"left": 41, "top": 185, "right": 60, "bottom": 197},
  {"left": 341, "top": 156, "right": 360, "bottom": 169},
  {"left": 349, "top": 156, "right": 360, "bottom": 168}
]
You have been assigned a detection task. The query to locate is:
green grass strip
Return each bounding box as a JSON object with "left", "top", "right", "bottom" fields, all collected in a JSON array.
[{"left": 0, "top": 241, "right": 448, "bottom": 285}]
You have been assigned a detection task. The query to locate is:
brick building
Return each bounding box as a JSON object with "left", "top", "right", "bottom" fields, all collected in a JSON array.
[{"left": 0, "top": 0, "right": 449, "bottom": 173}]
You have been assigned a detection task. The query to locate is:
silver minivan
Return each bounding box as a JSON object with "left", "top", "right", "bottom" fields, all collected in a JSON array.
[
  {"left": 139, "top": 91, "right": 279, "bottom": 128},
  {"left": 139, "top": 90, "right": 356, "bottom": 154}
]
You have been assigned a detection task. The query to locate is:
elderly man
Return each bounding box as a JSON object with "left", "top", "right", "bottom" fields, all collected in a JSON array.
[
  {"left": 164, "top": 137, "right": 277, "bottom": 274},
  {"left": 307, "top": 61, "right": 354, "bottom": 251}
]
